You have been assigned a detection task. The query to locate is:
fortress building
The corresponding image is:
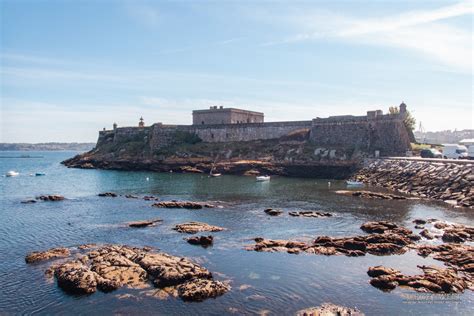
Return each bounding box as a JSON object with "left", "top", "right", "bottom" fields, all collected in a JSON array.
[
  {"left": 192, "top": 106, "right": 264, "bottom": 125},
  {"left": 98, "top": 103, "right": 412, "bottom": 156}
]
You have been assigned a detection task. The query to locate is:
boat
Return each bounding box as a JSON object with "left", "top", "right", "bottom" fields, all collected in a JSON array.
[
  {"left": 6, "top": 171, "right": 19, "bottom": 177},
  {"left": 35, "top": 172, "right": 46, "bottom": 176},
  {"left": 256, "top": 175, "right": 271, "bottom": 182},
  {"left": 346, "top": 180, "right": 364, "bottom": 186},
  {"left": 210, "top": 173, "right": 222, "bottom": 177}
]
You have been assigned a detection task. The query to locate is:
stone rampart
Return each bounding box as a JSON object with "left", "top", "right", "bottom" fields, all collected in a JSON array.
[
  {"left": 182, "top": 121, "right": 312, "bottom": 143},
  {"left": 310, "top": 114, "right": 410, "bottom": 156}
]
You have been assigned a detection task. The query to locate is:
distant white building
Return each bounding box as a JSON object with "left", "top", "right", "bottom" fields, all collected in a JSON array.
[{"left": 459, "top": 138, "right": 474, "bottom": 146}]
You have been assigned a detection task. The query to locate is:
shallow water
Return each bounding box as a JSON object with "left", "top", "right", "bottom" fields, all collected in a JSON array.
[{"left": 0, "top": 151, "right": 473, "bottom": 315}]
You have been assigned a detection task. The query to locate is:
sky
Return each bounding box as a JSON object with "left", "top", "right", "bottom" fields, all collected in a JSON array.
[{"left": 0, "top": 0, "right": 473, "bottom": 143}]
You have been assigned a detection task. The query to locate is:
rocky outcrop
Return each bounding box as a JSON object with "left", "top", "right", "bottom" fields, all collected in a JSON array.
[
  {"left": 25, "top": 247, "right": 70, "bottom": 263},
  {"left": 26, "top": 244, "right": 230, "bottom": 301},
  {"left": 177, "top": 278, "right": 230, "bottom": 301},
  {"left": 98, "top": 192, "right": 118, "bottom": 197},
  {"left": 367, "top": 265, "right": 470, "bottom": 294},
  {"left": 247, "top": 221, "right": 419, "bottom": 256},
  {"left": 174, "top": 222, "right": 225, "bottom": 234},
  {"left": 296, "top": 303, "right": 364, "bottom": 316},
  {"left": 264, "top": 208, "right": 283, "bottom": 216},
  {"left": 353, "top": 159, "right": 473, "bottom": 208},
  {"left": 288, "top": 211, "right": 332, "bottom": 218},
  {"left": 36, "top": 195, "right": 65, "bottom": 202},
  {"left": 416, "top": 243, "right": 474, "bottom": 278},
  {"left": 335, "top": 190, "right": 409, "bottom": 200},
  {"left": 128, "top": 219, "right": 162, "bottom": 228},
  {"left": 186, "top": 235, "right": 214, "bottom": 247},
  {"left": 152, "top": 201, "right": 215, "bottom": 209},
  {"left": 21, "top": 199, "right": 37, "bottom": 204}
]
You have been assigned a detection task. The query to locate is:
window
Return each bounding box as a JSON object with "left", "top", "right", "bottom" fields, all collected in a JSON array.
[
  {"left": 211, "top": 133, "right": 214, "bottom": 139},
  {"left": 247, "top": 118, "right": 250, "bottom": 123},
  {"left": 202, "top": 121, "right": 204, "bottom": 125}
]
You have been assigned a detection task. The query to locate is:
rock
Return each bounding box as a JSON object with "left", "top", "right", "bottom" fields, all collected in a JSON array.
[
  {"left": 288, "top": 211, "right": 333, "bottom": 218},
  {"left": 25, "top": 247, "right": 70, "bottom": 263},
  {"left": 416, "top": 243, "right": 474, "bottom": 278},
  {"left": 174, "top": 221, "right": 225, "bottom": 234},
  {"left": 420, "top": 229, "right": 434, "bottom": 239},
  {"left": 125, "top": 194, "right": 139, "bottom": 199},
  {"left": 98, "top": 192, "right": 117, "bottom": 197},
  {"left": 248, "top": 221, "right": 418, "bottom": 257},
  {"left": 137, "top": 252, "right": 212, "bottom": 287},
  {"left": 128, "top": 218, "right": 162, "bottom": 228},
  {"left": 152, "top": 201, "right": 215, "bottom": 209},
  {"left": 36, "top": 195, "right": 65, "bottom": 201},
  {"left": 21, "top": 199, "right": 37, "bottom": 204},
  {"left": 177, "top": 278, "right": 230, "bottom": 301},
  {"left": 180, "top": 166, "right": 204, "bottom": 173},
  {"left": 367, "top": 266, "right": 400, "bottom": 277},
  {"left": 368, "top": 265, "right": 470, "bottom": 294},
  {"left": 264, "top": 208, "right": 283, "bottom": 216},
  {"left": 28, "top": 244, "right": 229, "bottom": 301},
  {"left": 360, "top": 221, "right": 398, "bottom": 234},
  {"left": 412, "top": 219, "right": 427, "bottom": 225},
  {"left": 186, "top": 235, "right": 214, "bottom": 247},
  {"left": 335, "top": 190, "right": 407, "bottom": 200},
  {"left": 243, "top": 170, "right": 260, "bottom": 176},
  {"left": 143, "top": 195, "right": 157, "bottom": 201},
  {"left": 296, "top": 303, "right": 364, "bottom": 316},
  {"left": 55, "top": 261, "right": 102, "bottom": 294}
]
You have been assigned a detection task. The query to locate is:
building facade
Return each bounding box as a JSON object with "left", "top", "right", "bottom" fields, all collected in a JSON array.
[{"left": 192, "top": 106, "right": 264, "bottom": 125}]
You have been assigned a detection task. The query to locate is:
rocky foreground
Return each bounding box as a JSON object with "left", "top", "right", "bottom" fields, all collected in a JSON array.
[
  {"left": 353, "top": 159, "right": 473, "bottom": 208},
  {"left": 247, "top": 220, "right": 474, "bottom": 294},
  {"left": 25, "top": 244, "right": 230, "bottom": 301}
]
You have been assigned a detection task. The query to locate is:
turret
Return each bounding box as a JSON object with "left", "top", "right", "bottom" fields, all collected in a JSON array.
[
  {"left": 113, "top": 122, "right": 117, "bottom": 130},
  {"left": 139, "top": 116, "right": 145, "bottom": 127},
  {"left": 399, "top": 102, "right": 407, "bottom": 114}
]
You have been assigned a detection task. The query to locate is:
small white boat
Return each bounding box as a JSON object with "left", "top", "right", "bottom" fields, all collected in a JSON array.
[
  {"left": 346, "top": 180, "right": 364, "bottom": 186},
  {"left": 210, "top": 173, "right": 222, "bottom": 177},
  {"left": 256, "top": 175, "right": 271, "bottom": 182},
  {"left": 6, "top": 170, "right": 19, "bottom": 177}
]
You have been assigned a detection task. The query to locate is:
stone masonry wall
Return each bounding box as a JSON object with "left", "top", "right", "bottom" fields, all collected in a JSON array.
[
  {"left": 310, "top": 115, "right": 411, "bottom": 156},
  {"left": 182, "top": 121, "right": 312, "bottom": 143},
  {"left": 354, "top": 158, "right": 474, "bottom": 208}
]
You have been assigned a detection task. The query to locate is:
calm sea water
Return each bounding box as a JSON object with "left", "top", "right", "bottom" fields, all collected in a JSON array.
[{"left": 0, "top": 151, "right": 473, "bottom": 315}]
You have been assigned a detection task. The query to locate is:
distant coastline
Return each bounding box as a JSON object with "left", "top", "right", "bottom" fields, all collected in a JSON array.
[{"left": 0, "top": 142, "right": 95, "bottom": 152}]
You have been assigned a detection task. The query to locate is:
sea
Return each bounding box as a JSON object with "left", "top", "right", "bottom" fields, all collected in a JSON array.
[{"left": 0, "top": 151, "right": 473, "bottom": 315}]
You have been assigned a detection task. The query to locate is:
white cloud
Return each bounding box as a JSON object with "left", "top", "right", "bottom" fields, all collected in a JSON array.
[{"left": 263, "top": 1, "right": 473, "bottom": 71}]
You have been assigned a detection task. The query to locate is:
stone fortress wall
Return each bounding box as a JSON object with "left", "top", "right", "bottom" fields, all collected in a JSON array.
[{"left": 97, "top": 104, "right": 411, "bottom": 156}]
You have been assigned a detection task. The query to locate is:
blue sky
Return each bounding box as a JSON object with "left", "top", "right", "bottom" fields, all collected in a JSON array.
[{"left": 1, "top": 0, "right": 472, "bottom": 142}]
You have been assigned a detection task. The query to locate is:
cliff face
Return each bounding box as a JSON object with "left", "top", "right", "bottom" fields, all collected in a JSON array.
[{"left": 62, "top": 129, "right": 360, "bottom": 178}]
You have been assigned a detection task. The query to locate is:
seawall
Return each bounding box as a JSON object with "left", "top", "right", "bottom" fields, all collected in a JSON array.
[{"left": 353, "top": 158, "right": 473, "bottom": 208}]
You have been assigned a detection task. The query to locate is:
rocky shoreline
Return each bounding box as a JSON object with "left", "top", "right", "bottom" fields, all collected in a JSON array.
[
  {"left": 353, "top": 159, "right": 473, "bottom": 208},
  {"left": 61, "top": 154, "right": 357, "bottom": 179}
]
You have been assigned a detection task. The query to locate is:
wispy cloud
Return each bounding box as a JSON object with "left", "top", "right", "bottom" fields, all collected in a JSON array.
[{"left": 262, "top": 1, "right": 473, "bottom": 71}]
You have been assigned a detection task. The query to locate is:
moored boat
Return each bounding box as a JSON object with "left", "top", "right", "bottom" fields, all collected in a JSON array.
[
  {"left": 256, "top": 175, "right": 271, "bottom": 182},
  {"left": 346, "top": 180, "right": 364, "bottom": 186},
  {"left": 6, "top": 170, "right": 19, "bottom": 177}
]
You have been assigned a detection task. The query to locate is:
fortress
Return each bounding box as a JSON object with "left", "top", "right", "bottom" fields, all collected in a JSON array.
[{"left": 97, "top": 103, "right": 411, "bottom": 156}]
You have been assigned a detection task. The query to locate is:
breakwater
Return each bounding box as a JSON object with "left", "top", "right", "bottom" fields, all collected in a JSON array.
[{"left": 354, "top": 158, "right": 473, "bottom": 208}]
